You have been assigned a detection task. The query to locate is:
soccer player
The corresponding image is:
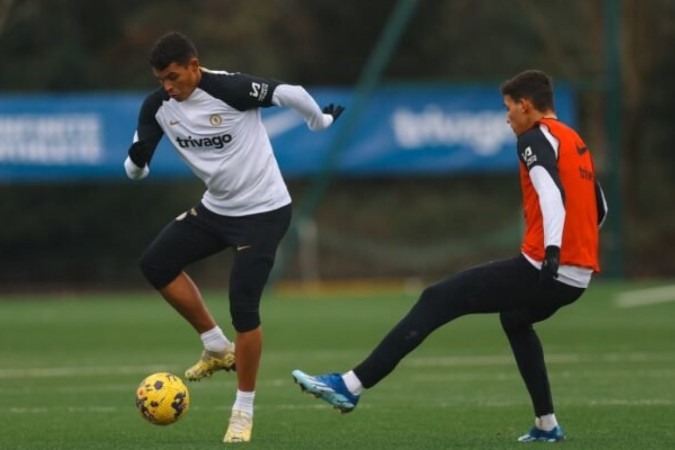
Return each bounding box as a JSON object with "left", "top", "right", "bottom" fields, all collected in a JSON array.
[
  {"left": 292, "top": 69, "right": 607, "bottom": 443},
  {"left": 124, "top": 31, "right": 344, "bottom": 443}
]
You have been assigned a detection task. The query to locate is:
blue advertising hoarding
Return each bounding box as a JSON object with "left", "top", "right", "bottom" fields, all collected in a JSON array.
[{"left": 0, "top": 85, "right": 574, "bottom": 181}]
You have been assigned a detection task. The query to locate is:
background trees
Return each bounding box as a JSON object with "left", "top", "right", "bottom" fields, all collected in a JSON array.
[{"left": 0, "top": 1, "right": 672, "bottom": 287}]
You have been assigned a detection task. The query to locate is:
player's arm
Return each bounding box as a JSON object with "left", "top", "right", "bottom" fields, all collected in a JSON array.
[
  {"left": 125, "top": 90, "right": 165, "bottom": 180},
  {"left": 205, "top": 71, "right": 343, "bottom": 131},
  {"left": 519, "top": 128, "right": 566, "bottom": 249},
  {"left": 271, "top": 84, "right": 343, "bottom": 131},
  {"left": 518, "top": 128, "right": 565, "bottom": 283}
]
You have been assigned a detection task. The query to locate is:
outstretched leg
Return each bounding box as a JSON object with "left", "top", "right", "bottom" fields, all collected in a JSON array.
[
  {"left": 353, "top": 257, "right": 533, "bottom": 388},
  {"left": 292, "top": 257, "right": 523, "bottom": 411}
]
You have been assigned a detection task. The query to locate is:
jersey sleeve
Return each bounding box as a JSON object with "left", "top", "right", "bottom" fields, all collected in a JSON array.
[
  {"left": 200, "top": 71, "right": 281, "bottom": 111},
  {"left": 128, "top": 89, "right": 165, "bottom": 168},
  {"left": 271, "top": 84, "right": 334, "bottom": 131},
  {"left": 517, "top": 127, "right": 565, "bottom": 204},
  {"left": 518, "top": 127, "right": 566, "bottom": 248}
]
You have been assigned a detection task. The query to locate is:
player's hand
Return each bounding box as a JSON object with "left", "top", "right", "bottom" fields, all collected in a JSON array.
[
  {"left": 539, "top": 245, "right": 560, "bottom": 287},
  {"left": 323, "top": 104, "right": 345, "bottom": 122}
]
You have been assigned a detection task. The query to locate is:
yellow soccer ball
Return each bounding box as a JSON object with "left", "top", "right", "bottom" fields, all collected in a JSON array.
[{"left": 135, "top": 372, "right": 190, "bottom": 425}]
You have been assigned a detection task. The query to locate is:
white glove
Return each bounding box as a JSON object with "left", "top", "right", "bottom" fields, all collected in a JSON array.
[{"left": 124, "top": 156, "right": 150, "bottom": 180}]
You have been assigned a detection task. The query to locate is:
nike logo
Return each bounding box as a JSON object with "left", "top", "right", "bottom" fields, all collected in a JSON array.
[
  {"left": 576, "top": 144, "right": 588, "bottom": 155},
  {"left": 174, "top": 208, "right": 197, "bottom": 221},
  {"left": 169, "top": 119, "right": 180, "bottom": 126},
  {"left": 236, "top": 245, "right": 252, "bottom": 251}
]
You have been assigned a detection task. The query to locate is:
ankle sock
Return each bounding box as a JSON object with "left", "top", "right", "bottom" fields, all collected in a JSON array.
[
  {"left": 200, "top": 326, "right": 231, "bottom": 352},
  {"left": 536, "top": 413, "right": 558, "bottom": 431},
  {"left": 233, "top": 390, "right": 255, "bottom": 416},
  {"left": 342, "top": 370, "right": 363, "bottom": 396}
]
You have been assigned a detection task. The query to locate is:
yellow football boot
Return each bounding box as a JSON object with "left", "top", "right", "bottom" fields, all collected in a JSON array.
[
  {"left": 184, "top": 344, "right": 236, "bottom": 381},
  {"left": 223, "top": 409, "right": 253, "bottom": 443}
]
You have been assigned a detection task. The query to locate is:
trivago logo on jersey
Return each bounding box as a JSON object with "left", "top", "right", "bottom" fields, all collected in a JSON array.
[{"left": 175, "top": 134, "right": 233, "bottom": 150}]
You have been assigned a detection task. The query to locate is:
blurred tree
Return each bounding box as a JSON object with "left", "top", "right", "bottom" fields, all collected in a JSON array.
[
  {"left": 0, "top": 0, "right": 673, "bottom": 282},
  {"left": 0, "top": 0, "right": 15, "bottom": 33}
]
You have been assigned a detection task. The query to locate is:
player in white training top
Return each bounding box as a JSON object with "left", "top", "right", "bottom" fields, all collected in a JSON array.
[{"left": 124, "top": 31, "right": 344, "bottom": 443}]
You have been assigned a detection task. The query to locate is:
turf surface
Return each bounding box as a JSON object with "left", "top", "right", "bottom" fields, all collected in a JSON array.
[{"left": 1, "top": 281, "right": 674, "bottom": 449}]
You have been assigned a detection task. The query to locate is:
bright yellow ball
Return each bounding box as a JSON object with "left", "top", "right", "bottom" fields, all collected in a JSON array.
[{"left": 135, "top": 372, "right": 190, "bottom": 425}]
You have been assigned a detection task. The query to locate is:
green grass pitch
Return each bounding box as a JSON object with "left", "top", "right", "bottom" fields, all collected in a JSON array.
[{"left": 1, "top": 280, "right": 674, "bottom": 449}]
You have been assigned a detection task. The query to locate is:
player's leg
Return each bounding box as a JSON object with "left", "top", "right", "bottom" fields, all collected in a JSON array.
[
  {"left": 500, "top": 279, "right": 584, "bottom": 442},
  {"left": 140, "top": 206, "right": 224, "bottom": 330},
  {"left": 139, "top": 206, "right": 235, "bottom": 379},
  {"left": 228, "top": 252, "right": 269, "bottom": 396},
  {"left": 293, "top": 256, "right": 532, "bottom": 411},
  {"left": 352, "top": 256, "right": 541, "bottom": 388},
  {"left": 227, "top": 205, "right": 291, "bottom": 391},
  {"left": 159, "top": 271, "right": 217, "bottom": 333},
  {"left": 175, "top": 272, "right": 237, "bottom": 379},
  {"left": 224, "top": 204, "right": 291, "bottom": 443}
]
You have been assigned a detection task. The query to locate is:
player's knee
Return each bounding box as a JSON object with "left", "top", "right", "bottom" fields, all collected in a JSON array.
[
  {"left": 231, "top": 309, "right": 261, "bottom": 332},
  {"left": 139, "top": 250, "right": 179, "bottom": 290},
  {"left": 229, "top": 277, "right": 265, "bottom": 331},
  {"left": 499, "top": 311, "right": 530, "bottom": 335},
  {"left": 229, "top": 289, "right": 262, "bottom": 332},
  {"left": 419, "top": 284, "right": 439, "bottom": 303}
]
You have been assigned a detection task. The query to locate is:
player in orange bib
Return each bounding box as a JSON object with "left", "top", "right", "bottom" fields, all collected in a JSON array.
[{"left": 292, "top": 70, "right": 608, "bottom": 443}]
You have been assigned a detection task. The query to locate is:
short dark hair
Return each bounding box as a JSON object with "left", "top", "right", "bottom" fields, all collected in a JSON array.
[
  {"left": 149, "top": 31, "right": 198, "bottom": 70},
  {"left": 500, "top": 70, "right": 555, "bottom": 112}
]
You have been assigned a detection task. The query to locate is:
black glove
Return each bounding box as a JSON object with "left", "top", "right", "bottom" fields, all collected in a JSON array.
[
  {"left": 539, "top": 245, "right": 560, "bottom": 286},
  {"left": 322, "top": 104, "right": 345, "bottom": 122},
  {"left": 128, "top": 141, "right": 152, "bottom": 167}
]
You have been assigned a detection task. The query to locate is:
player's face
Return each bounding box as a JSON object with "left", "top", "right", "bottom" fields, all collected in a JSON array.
[
  {"left": 503, "top": 95, "right": 534, "bottom": 136},
  {"left": 153, "top": 59, "right": 201, "bottom": 102}
]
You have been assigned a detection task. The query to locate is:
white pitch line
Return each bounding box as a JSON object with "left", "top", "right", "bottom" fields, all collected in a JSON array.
[
  {"left": 2, "top": 403, "right": 360, "bottom": 415},
  {"left": 614, "top": 284, "right": 675, "bottom": 308},
  {"left": 3, "top": 351, "right": 675, "bottom": 380},
  {"left": 4, "top": 398, "right": 673, "bottom": 416},
  {"left": 0, "top": 364, "right": 178, "bottom": 379}
]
